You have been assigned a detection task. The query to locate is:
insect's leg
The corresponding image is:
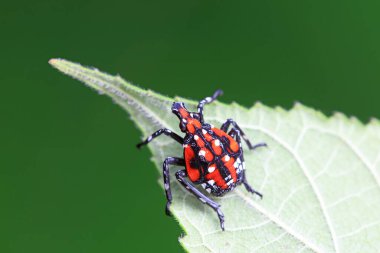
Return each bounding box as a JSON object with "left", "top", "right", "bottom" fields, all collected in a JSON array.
[
  {"left": 241, "top": 169, "right": 263, "bottom": 198},
  {"left": 221, "top": 119, "right": 267, "bottom": 150},
  {"left": 229, "top": 128, "right": 263, "bottom": 199},
  {"left": 163, "top": 157, "right": 185, "bottom": 216},
  {"left": 136, "top": 128, "right": 183, "bottom": 149},
  {"left": 250, "top": 142, "right": 268, "bottom": 150},
  {"left": 197, "top": 89, "right": 223, "bottom": 124},
  {"left": 175, "top": 170, "right": 225, "bottom": 231}
]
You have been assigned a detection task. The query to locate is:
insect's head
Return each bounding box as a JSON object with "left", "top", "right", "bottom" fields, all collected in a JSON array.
[{"left": 172, "top": 102, "right": 201, "bottom": 133}]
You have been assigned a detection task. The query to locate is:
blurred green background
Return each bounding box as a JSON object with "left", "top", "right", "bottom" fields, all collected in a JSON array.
[{"left": 1, "top": 0, "right": 380, "bottom": 252}]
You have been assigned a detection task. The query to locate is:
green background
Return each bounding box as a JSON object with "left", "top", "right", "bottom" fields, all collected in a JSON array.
[{"left": 1, "top": 1, "right": 380, "bottom": 252}]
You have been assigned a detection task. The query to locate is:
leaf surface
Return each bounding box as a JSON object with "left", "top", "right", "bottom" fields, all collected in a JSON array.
[{"left": 50, "top": 59, "right": 380, "bottom": 253}]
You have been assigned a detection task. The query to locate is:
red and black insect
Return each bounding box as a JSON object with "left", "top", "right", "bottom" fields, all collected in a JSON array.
[{"left": 137, "top": 90, "right": 266, "bottom": 230}]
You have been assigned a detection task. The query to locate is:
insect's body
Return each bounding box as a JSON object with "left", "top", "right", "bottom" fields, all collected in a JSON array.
[
  {"left": 137, "top": 90, "right": 266, "bottom": 230},
  {"left": 183, "top": 123, "right": 243, "bottom": 196}
]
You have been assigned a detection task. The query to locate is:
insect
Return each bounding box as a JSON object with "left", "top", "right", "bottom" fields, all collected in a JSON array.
[{"left": 137, "top": 90, "right": 267, "bottom": 230}]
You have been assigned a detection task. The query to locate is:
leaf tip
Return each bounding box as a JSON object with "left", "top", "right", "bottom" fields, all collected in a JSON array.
[
  {"left": 48, "top": 58, "right": 63, "bottom": 67},
  {"left": 49, "top": 58, "right": 71, "bottom": 73},
  {"left": 48, "top": 58, "right": 57, "bottom": 65}
]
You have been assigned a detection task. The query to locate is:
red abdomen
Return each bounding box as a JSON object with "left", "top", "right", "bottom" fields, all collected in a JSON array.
[{"left": 183, "top": 126, "right": 243, "bottom": 196}]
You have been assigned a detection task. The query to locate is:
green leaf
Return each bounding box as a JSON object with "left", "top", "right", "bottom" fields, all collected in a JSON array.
[{"left": 49, "top": 58, "right": 380, "bottom": 253}]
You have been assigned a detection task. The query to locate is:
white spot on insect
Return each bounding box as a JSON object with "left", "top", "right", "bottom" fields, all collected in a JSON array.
[
  {"left": 205, "top": 97, "right": 212, "bottom": 102},
  {"left": 202, "top": 129, "right": 207, "bottom": 135},
  {"left": 201, "top": 183, "right": 206, "bottom": 188},
  {"left": 166, "top": 129, "right": 171, "bottom": 133},
  {"left": 225, "top": 175, "right": 231, "bottom": 181},
  {"left": 206, "top": 188, "right": 211, "bottom": 193},
  {"left": 147, "top": 136, "right": 152, "bottom": 141},
  {"left": 208, "top": 166, "right": 215, "bottom": 173},
  {"left": 199, "top": 150, "right": 206, "bottom": 157},
  {"left": 182, "top": 119, "right": 187, "bottom": 123},
  {"left": 210, "top": 124, "right": 214, "bottom": 128},
  {"left": 183, "top": 144, "right": 188, "bottom": 148},
  {"left": 208, "top": 180, "right": 215, "bottom": 185},
  {"left": 194, "top": 135, "right": 199, "bottom": 140},
  {"left": 164, "top": 183, "right": 169, "bottom": 190},
  {"left": 234, "top": 158, "right": 241, "bottom": 168},
  {"left": 224, "top": 155, "right": 230, "bottom": 161},
  {"left": 227, "top": 179, "right": 234, "bottom": 186},
  {"left": 190, "top": 113, "right": 194, "bottom": 117},
  {"left": 214, "top": 139, "right": 220, "bottom": 146}
]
